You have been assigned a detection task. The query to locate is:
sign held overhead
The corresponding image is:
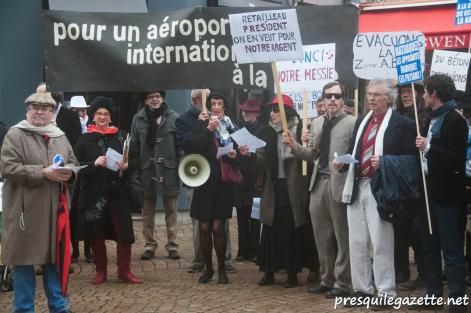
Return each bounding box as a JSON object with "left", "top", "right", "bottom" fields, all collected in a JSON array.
[
  {"left": 353, "top": 31, "right": 425, "bottom": 80},
  {"left": 430, "top": 50, "right": 471, "bottom": 91},
  {"left": 228, "top": 9, "right": 303, "bottom": 64},
  {"left": 394, "top": 39, "right": 423, "bottom": 85}
]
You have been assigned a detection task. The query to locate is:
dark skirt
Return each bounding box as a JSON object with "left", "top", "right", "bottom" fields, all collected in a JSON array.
[
  {"left": 258, "top": 179, "right": 303, "bottom": 274},
  {"left": 190, "top": 180, "right": 234, "bottom": 222}
]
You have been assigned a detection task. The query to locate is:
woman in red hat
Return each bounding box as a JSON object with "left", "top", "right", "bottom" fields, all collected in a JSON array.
[
  {"left": 255, "top": 94, "right": 307, "bottom": 288},
  {"left": 234, "top": 99, "right": 263, "bottom": 262}
]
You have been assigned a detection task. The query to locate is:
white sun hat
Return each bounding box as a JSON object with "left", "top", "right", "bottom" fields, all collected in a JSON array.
[{"left": 70, "top": 95, "right": 88, "bottom": 108}]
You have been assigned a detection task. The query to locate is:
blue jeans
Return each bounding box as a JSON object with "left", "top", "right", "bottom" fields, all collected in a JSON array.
[
  {"left": 13, "top": 264, "right": 69, "bottom": 313},
  {"left": 421, "top": 201, "right": 466, "bottom": 299}
]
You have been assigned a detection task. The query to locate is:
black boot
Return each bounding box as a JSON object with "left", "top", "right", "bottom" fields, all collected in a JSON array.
[
  {"left": 284, "top": 272, "right": 298, "bottom": 288},
  {"left": 258, "top": 271, "right": 275, "bottom": 286}
]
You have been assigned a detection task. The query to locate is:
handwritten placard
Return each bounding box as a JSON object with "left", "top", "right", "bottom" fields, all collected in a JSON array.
[
  {"left": 228, "top": 9, "right": 303, "bottom": 64},
  {"left": 353, "top": 32, "right": 425, "bottom": 80},
  {"left": 430, "top": 50, "right": 471, "bottom": 91},
  {"left": 276, "top": 43, "right": 337, "bottom": 91}
]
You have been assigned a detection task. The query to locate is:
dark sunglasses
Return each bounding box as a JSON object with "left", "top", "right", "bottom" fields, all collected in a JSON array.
[
  {"left": 272, "top": 107, "right": 280, "bottom": 113},
  {"left": 324, "top": 93, "right": 343, "bottom": 100}
]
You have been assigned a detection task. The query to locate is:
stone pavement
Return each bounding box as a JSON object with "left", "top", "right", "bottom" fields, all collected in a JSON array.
[{"left": 0, "top": 212, "right": 469, "bottom": 313}]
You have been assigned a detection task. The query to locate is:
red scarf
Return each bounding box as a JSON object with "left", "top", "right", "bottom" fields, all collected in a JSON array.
[{"left": 87, "top": 125, "right": 119, "bottom": 135}]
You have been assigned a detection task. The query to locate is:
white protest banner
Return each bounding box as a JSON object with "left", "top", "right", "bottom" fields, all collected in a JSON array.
[
  {"left": 430, "top": 50, "right": 471, "bottom": 91},
  {"left": 353, "top": 32, "right": 425, "bottom": 80},
  {"left": 276, "top": 43, "right": 336, "bottom": 118},
  {"left": 276, "top": 43, "right": 337, "bottom": 91},
  {"left": 456, "top": 0, "right": 471, "bottom": 25},
  {"left": 228, "top": 9, "right": 303, "bottom": 64},
  {"left": 394, "top": 39, "right": 423, "bottom": 85}
]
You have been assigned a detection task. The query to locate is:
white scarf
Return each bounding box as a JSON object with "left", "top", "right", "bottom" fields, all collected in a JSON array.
[
  {"left": 12, "top": 120, "right": 65, "bottom": 138},
  {"left": 342, "top": 108, "right": 392, "bottom": 204}
]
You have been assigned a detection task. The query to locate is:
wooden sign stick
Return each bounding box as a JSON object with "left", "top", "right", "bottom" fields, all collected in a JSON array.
[
  {"left": 412, "top": 83, "right": 433, "bottom": 235},
  {"left": 302, "top": 90, "right": 308, "bottom": 176},
  {"left": 271, "top": 62, "right": 289, "bottom": 135},
  {"left": 201, "top": 89, "right": 208, "bottom": 114}
]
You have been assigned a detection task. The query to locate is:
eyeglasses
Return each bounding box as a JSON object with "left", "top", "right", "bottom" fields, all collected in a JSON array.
[
  {"left": 146, "top": 94, "right": 162, "bottom": 100},
  {"left": 324, "top": 93, "right": 343, "bottom": 100},
  {"left": 272, "top": 108, "right": 280, "bottom": 113},
  {"left": 29, "top": 105, "right": 53, "bottom": 112},
  {"left": 367, "top": 92, "right": 386, "bottom": 99}
]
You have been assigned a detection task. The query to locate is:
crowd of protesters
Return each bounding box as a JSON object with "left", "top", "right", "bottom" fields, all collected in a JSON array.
[{"left": 0, "top": 74, "right": 470, "bottom": 312}]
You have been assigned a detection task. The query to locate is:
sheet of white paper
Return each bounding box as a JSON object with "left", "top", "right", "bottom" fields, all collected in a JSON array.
[
  {"left": 105, "top": 147, "right": 123, "bottom": 172},
  {"left": 251, "top": 197, "right": 261, "bottom": 220},
  {"left": 216, "top": 143, "right": 233, "bottom": 159},
  {"left": 52, "top": 164, "right": 87, "bottom": 172},
  {"left": 230, "top": 128, "right": 266, "bottom": 152},
  {"left": 64, "top": 165, "right": 88, "bottom": 171},
  {"left": 334, "top": 152, "right": 358, "bottom": 164}
]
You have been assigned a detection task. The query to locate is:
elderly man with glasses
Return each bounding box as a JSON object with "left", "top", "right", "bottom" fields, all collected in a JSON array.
[
  {"left": 334, "top": 79, "right": 417, "bottom": 310},
  {"left": 1, "top": 92, "right": 77, "bottom": 313}
]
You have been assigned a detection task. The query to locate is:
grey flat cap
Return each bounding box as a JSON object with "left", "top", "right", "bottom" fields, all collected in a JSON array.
[{"left": 24, "top": 92, "right": 57, "bottom": 106}]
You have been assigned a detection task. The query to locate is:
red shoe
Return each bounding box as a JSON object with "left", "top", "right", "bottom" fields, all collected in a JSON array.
[
  {"left": 91, "top": 271, "right": 107, "bottom": 284},
  {"left": 118, "top": 272, "right": 143, "bottom": 284}
]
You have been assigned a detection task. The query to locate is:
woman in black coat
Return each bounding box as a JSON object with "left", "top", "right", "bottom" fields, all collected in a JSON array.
[
  {"left": 393, "top": 83, "right": 429, "bottom": 290},
  {"left": 72, "top": 97, "right": 142, "bottom": 285},
  {"left": 190, "top": 92, "right": 246, "bottom": 284}
]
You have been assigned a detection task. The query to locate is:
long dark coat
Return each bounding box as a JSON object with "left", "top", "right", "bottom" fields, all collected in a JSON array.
[
  {"left": 71, "top": 130, "right": 135, "bottom": 244},
  {"left": 189, "top": 119, "right": 238, "bottom": 221}
]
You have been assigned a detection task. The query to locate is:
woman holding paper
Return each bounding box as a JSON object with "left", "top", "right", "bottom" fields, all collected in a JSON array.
[
  {"left": 255, "top": 95, "right": 307, "bottom": 288},
  {"left": 71, "top": 97, "right": 142, "bottom": 285},
  {"left": 190, "top": 91, "right": 247, "bottom": 285}
]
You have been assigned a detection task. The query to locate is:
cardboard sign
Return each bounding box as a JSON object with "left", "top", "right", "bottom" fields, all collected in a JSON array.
[
  {"left": 456, "top": 0, "right": 471, "bottom": 25},
  {"left": 228, "top": 9, "right": 303, "bottom": 64},
  {"left": 276, "top": 43, "right": 337, "bottom": 91},
  {"left": 430, "top": 50, "right": 471, "bottom": 91},
  {"left": 353, "top": 31, "right": 425, "bottom": 80},
  {"left": 394, "top": 39, "right": 423, "bottom": 85},
  {"left": 286, "top": 90, "right": 323, "bottom": 118}
]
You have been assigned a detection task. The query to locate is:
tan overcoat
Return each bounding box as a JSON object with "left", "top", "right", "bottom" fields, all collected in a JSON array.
[{"left": 1, "top": 128, "right": 77, "bottom": 265}]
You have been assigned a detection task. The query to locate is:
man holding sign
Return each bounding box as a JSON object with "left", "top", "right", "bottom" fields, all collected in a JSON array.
[
  {"left": 283, "top": 82, "right": 355, "bottom": 298},
  {"left": 415, "top": 74, "right": 468, "bottom": 312}
]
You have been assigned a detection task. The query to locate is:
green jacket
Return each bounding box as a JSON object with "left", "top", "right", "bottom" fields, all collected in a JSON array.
[{"left": 129, "top": 105, "right": 180, "bottom": 198}]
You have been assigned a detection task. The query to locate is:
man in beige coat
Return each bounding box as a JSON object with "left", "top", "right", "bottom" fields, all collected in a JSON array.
[
  {"left": 1, "top": 92, "right": 77, "bottom": 313},
  {"left": 284, "top": 82, "right": 355, "bottom": 298}
]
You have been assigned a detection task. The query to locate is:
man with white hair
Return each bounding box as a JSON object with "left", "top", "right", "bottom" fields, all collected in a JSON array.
[{"left": 334, "top": 79, "right": 416, "bottom": 309}]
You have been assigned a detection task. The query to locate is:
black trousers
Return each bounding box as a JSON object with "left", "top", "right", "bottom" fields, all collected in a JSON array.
[{"left": 236, "top": 204, "right": 260, "bottom": 259}]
